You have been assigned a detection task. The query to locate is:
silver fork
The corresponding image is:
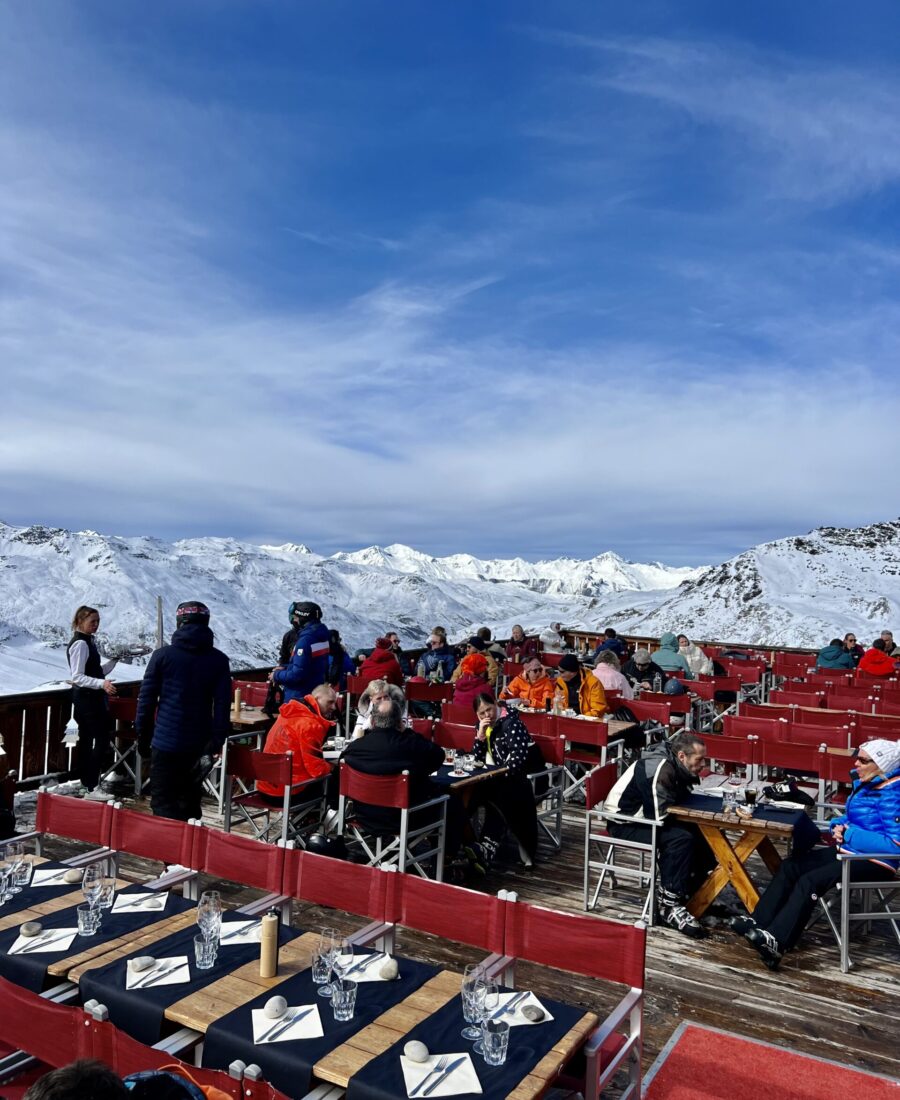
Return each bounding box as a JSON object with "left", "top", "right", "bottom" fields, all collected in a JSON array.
[{"left": 411, "top": 1055, "right": 448, "bottom": 1097}]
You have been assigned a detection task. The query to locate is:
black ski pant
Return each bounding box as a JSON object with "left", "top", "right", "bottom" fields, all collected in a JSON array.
[
  {"left": 72, "top": 693, "right": 112, "bottom": 790},
  {"left": 751, "top": 845, "right": 895, "bottom": 951},
  {"left": 467, "top": 774, "right": 539, "bottom": 860},
  {"left": 608, "top": 820, "right": 717, "bottom": 898},
  {"left": 150, "top": 749, "right": 203, "bottom": 822}
]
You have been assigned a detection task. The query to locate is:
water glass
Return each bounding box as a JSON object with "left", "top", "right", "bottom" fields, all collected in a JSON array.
[
  {"left": 82, "top": 864, "right": 103, "bottom": 909},
  {"left": 461, "top": 963, "right": 486, "bottom": 1041},
  {"left": 462, "top": 754, "right": 475, "bottom": 774},
  {"left": 333, "top": 733, "right": 346, "bottom": 752},
  {"left": 77, "top": 903, "right": 99, "bottom": 936},
  {"left": 14, "top": 853, "right": 33, "bottom": 889},
  {"left": 445, "top": 748, "right": 458, "bottom": 769},
  {"left": 197, "top": 890, "right": 223, "bottom": 944},
  {"left": 0, "top": 861, "right": 11, "bottom": 905},
  {"left": 194, "top": 933, "right": 218, "bottom": 970},
  {"left": 316, "top": 927, "right": 338, "bottom": 997},
  {"left": 5, "top": 843, "right": 25, "bottom": 895},
  {"left": 312, "top": 951, "right": 332, "bottom": 989},
  {"left": 98, "top": 877, "right": 116, "bottom": 909},
  {"left": 473, "top": 978, "right": 499, "bottom": 1054},
  {"left": 331, "top": 978, "right": 358, "bottom": 1021},
  {"left": 722, "top": 788, "right": 738, "bottom": 813},
  {"left": 480, "top": 1018, "right": 510, "bottom": 1066}
]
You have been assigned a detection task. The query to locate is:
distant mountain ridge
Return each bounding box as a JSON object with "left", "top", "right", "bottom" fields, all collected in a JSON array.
[{"left": 0, "top": 518, "right": 896, "bottom": 693}]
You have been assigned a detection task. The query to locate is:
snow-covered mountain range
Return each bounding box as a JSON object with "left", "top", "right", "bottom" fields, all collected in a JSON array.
[{"left": 0, "top": 518, "right": 897, "bottom": 693}]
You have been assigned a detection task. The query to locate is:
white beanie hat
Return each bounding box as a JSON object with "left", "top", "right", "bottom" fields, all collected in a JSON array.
[{"left": 860, "top": 739, "right": 900, "bottom": 776}]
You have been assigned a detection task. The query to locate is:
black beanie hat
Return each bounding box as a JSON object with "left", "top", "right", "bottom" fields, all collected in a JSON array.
[{"left": 559, "top": 654, "right": 581, "bottom": 673}]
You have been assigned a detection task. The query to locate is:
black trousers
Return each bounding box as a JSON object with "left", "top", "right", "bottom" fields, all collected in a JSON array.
[
  {"left": 72, "top": 694, "right": 112, "bottom": 790},
  {"left": 150, "top": 749, "right": 203, "bottom": 822},
  {"left": 752, "top": 845, "right": 896, "bottom": 951},
  {"left": 467, "top": 774, "right": 539, "bottom": 859},
  {"left": 608, "top": 820, "right": 717, "bottom": 898}
]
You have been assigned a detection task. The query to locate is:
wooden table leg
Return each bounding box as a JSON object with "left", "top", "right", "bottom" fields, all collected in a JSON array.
[
  {"left": 686, "top": 826, "right": 768, "bottom": 917},
  {"left": 756, "top": 836, "right": 783, "bottom": 876}
]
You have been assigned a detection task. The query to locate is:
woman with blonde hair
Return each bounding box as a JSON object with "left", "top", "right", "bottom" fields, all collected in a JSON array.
[
  {"left": 66, "top": 605, "right": 118, "bottom": 799},
  {"left": 351, "top": 679, "right": 408, "bottom": 739}
]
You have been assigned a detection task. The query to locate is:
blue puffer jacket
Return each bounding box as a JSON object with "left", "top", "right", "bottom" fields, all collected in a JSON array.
[
  {"left": 833, "top": 765, "right": 900, "bottom": 871},
  {"left": 135, "top": 624, "right": 232, "bottom": 754},
  {"left": 273, "top": 620, "right": 330, "bottom": 702}
]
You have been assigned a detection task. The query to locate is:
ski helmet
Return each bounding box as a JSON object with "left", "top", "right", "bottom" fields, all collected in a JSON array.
[
  {"left": 176, "top": 601, "right": 210, "bottom": 625},
  {"left": 289, "top": 601, "right": 322, "bottom": 626}
]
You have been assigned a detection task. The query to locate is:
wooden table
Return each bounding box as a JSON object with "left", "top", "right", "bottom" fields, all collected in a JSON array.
[
  {"left": 667, "top": 802, "right": 797, "bottom": 917},
  {"left": 230, "top": 706, "right": 272, "bottom": 732}
]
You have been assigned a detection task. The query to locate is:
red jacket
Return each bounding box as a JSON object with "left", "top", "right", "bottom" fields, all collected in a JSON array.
[
  {"left": 257, "top": 696, "right": 332, "bottom": 796},
  {"left": 858, "top": 648, "right": 897, "bottom": 678},
  {"left": 505, "top": 636, "right": 539, "bottom": 661},
  {"left": 358, "top": 643, "right": 404, "bottom": 687},
  {"left": 452, "top": 672, "right": 492, "bottom": 711}
]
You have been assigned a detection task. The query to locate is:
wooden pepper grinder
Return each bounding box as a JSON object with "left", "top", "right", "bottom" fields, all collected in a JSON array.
[
  {"left": 232, "top": 687, "right": 242, "bottom": 720},
  {"left": 259, "top": 908, "right": 279, "bottom": 978}
]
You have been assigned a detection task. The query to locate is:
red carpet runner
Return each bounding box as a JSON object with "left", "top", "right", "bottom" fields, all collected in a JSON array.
[{"left": 644, "top": 1022, "right": 900, "bottom": 1100}]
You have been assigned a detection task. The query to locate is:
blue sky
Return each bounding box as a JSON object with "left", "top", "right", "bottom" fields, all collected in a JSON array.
[{"left": 3, "top": 1, "right": 900, "bottom": 566}]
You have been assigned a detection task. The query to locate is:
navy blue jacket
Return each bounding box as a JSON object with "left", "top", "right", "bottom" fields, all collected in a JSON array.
[
  {"left": 135, "top": 624, "right": 231, "bottom": 754},
  {"left": 273, "top": 620, "right": 330, "bottom": 702},
  {"left": 593, "top": 638, "right": 626, "bottom": 661}
]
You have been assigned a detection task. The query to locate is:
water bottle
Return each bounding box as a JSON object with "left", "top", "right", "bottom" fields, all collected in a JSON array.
[{"left": 652, "top": 673, "right": 662, "bottom": 694}]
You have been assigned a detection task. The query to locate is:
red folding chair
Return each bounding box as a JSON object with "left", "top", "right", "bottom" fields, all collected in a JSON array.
[
  {"left": 515, "top": 709, "right": 553, "bottom": 737},
  {"left": 874, "top": 698, "right": 900, "bottom": 718},
  {"left": 584, "top": 762, "right": 661, "bottom": 925},
  {"left": 343, "top": 673, "right": 371, "bottom": 738},
  {"left": 704, "top": 734, "right": 758, "bottom": 777},
  {"left": 100, "top": 695, "right": 146, "bottom": 796},
  {"left": 19, "top": 791, "right": 115, "bottom": 865},
  {"left": 552, "top": 715, "right": 624, "bottom": 802},
  {"left": 740, "top": 702, "right": 794, "bottom": 721},
  {"left": 231, "top": 679, "right": 270, "bottom": 708},
  {"left": 404, "top": 681, "right": 454, "bottom": 705},
  {"left": 432, "top": 720, "right": 475, "bottom": 752},
  {"left": 337, "top": 763, "right": 449, "bottom": 880},
  {"left": 197, "top": 827, "right": 289, "bottom": 919},
  {"left": 539, "top": 651, "right": 564, "bottom": 668},
  {"left": 851, "top": 713, "right": 900, "bottom": 739},
  {"left": 627, "top": 698, "right": 675, "bottom": 730},
  {"left": 826, "top": 688, "right": 876, "bottom": 712},
  {"left": 441, "top": 701, "right": 477, "bottom": 726},
  {"left": 222, "top": 745, "right": 327, "bottom": 847},
  {"left": 408, "top": 716, "right": 435, "bottom": 739},
  {"left": 806, "top": 670, "right": 853, "bottom": 687},
  {"left": 502, "top": 901, "right": 646, "bottom": 1100},
  {"left": 769, "top": 688, "right": 825, "bottom": 708},
  {"left": 792, "top": 707, "right": 852, "bottom": 728},
  {"left": 108, "top": 806, "right": 202, "bottom": 897},
  {"left": 0, "top": 976, "right": 91, "bottom": 1070},
  {"left": 783, "top": 722, "right": 852, "bottom": 750},
  {"left": 385, "top": 872, "right": 507, "bottom": 960},
  {"left": 756, "top": 741, "right": 829, "bottom": 800},
  {"left": 722, "top": 715, "right": 786, "bottom": 742},
  {"left": 525, "top": 732, "right": 566, "bottom": 850}
]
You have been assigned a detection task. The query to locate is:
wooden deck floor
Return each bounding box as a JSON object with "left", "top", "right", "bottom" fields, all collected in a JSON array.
[{"left": 41, "top": 794, "right": 900, "bottom": 1089}]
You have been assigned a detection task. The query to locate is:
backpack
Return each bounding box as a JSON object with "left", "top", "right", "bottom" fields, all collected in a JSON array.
[{"left": 124, "top": 1068, "right": 230, "bottom": 1100}]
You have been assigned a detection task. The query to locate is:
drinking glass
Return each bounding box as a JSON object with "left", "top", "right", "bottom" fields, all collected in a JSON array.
[
  {"left": 82, "top": 864, "right": 102, "bottom": 911},
  {"left": 197, "top": 890, "right": 223, "bottom": 944},
  {"left": 462, "top": 754, "right": 475, "bottom": 774},
  {"left": 312, "top": 951, "right": 332, "bottom": 990},
  {"left": 77, "top": 903, "right": 99, "bottom": 936},
  {"left": 331, "top": 978, "right": 358, "bottom": 1021},
  {"left": 473, "top": 979, "right": 499, "bottom": 1054},
  {"left": 0, "top": 858, "right": 12, "bottom": 905},
  {"left": 98, "top": 877, "right": 116, "bottom": 909},
  {"left": 445, "top": 748, "right": 458, "bottom": 769},
  {"left": 316, "top": 927, "right": 339, "bottom": 998},
  {"left": 194, "top": 933, "right": 218, "bottom": 969},
  {"left": 5, "top": 843, "right": 25, "bottom": 896},
  {"left": 461, "top": 964, "right": 486, "bottom": 1041},
  {"left": 480, "top": 1018, "right": 510, "bottom": 1066},
  {"left": 14, "top": 850, "right": 33, "bottom": 889}
]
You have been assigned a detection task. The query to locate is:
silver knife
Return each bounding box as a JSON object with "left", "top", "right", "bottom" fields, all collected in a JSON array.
[
  {"left": 17, "top": 931, "right": 73, "bottom": 954},
  {"left": 421, "top": 1056, "right": 467, "bottom": 1097},
  {"left": 342, "top": 951, "right": 384, "bottom": 978},
  {"left": 258, "top": 1005, "right": 314, "bottom": 1043},
  {"left": 36, "top": 870, "right": 70, "bottom": 885},
  {"left": 133, "top": 961, "right": 185, "bottom": 989},
  {"left": 490, "top": 990, "right": 529, "bottom": 1020},
  {"left": 117, "top": 894, "right": 165, "bottom": 911},
  {"left": 220, "top": 921, "right": 254, "bottom": 942}
]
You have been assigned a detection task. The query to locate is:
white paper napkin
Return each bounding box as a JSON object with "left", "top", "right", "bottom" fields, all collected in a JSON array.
[
  {"left": 335, "top": 952, "right": 393, "bottom": 982},
  {"left": 218, "top": 919, "right": 261, "bottom": 946},
  {"left": 251, "top": 1004, "right": 323, "bottom": 1044},
  {"left": 125, "top": 956, "right": 191, "bottom": 989},
  {"left": 31, "top": 867, "right": 76, "bottom": 888},
  {"left": 112, "top": 892, "right": 168, "bottom": 915},
  {"left": 401, "top": 1052, "right": 482, "bottom": 1097},
  {"left": 8, "top": 927, "right": 78, "bottom": 955},
  {"left": 488, "top": 990, "right": 553, "bottom": 1027}
]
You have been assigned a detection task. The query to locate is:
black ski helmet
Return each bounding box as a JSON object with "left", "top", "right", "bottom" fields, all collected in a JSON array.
[
  {"left": 175, "top": 601, "right": 210, "bottom": 625},
  {"left": 289, "top": 601, "right": 322, "bottom": 627}
]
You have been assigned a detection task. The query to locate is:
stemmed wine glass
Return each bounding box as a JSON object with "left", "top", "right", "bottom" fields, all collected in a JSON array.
[
  {"left": 0, "top": 854, "right": 12, "bottom": 905},
  {"left": 461, "top": 964, "right": 486, "bottom": 1041},
  {"left": 331, "top": 935, "right": 354, "bottom": 983},
  {"left": 473, "top": 977, "right": 499, "bottom": 1054},
  {"left": 197, "top": 890, "right": 223, "bottom": 944},
  {"left": 316, "top": 927, "right": 339, "bottom": 998}
]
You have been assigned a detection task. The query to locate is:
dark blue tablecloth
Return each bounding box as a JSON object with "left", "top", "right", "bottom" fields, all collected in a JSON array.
[
  {"left": 681, "top": 793, "right": 820, "bottom": 854},
  {"left": 346, "top": 987, "right": 587, "bottom": 1100},
  {"left": 202, "top": 954, "right": 438, "bottom": 1098},
  {"left": 430, "top": 763, "right": 507, "bottom": 788},
  {"left": 2, "top": 861, "right": 84, "bottom": 916},
  {"left": 0, "top": 885, "right": 192, "bottom": 993},
  {"left": 79, "top": 911, "right": 301, "bottom": 1046}
]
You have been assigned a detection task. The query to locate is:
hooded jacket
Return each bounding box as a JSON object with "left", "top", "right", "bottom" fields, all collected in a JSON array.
[
  {"left": 135, "top": 624, "right": 231, "bottom": 754},
  {"left": 592, "top": 663, "right": 634, "bottom": 700},
  {"left": 451, "top": 651, "right": 500, "bottom": 687},
  {"left": 500, "top": 673, "right": 555, "bottom": 709},
  {"left": 565, "top": 668, "right": 608, "bottom": 718},
  {"left": 452, "top": 671, "right": 492, "bottom": 711},
  {"left": 833, "top": 765, "right": 900, "bottom": 872},
  {"left": 273, "top": 620, "right": 331, "bottom": 702},
  {"left": 604, "top": 740, "right": 700, "bottom": 821},
  {"left": 358, "top": 642, "right": 404, "bottom": 687},
  {"left": 678, "top": 642, "right": 713, "bottom": 678},
  {"left": 858, "top": 648, "right": 897, "bottom": 678},
  {"left": 651, "top": 633, "right": 694, "bottom": 679},
  {"left": 257, "top": 695, "right": 333, "bottom": 796},
  {"left": 815, "top": 644, "right": 854, "bottom": 670}
]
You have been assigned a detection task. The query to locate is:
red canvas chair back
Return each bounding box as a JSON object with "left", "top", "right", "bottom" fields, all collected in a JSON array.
[
  {"left": 110, "top": 806, "right": 197, "bottom": 868},
  {"left": 553, "top": 715, "right": 612, "bottom": 747},
  {"left": 852, "top": 713, "right": 900, "bottom": 738},
  {"left": 405, "top": 681, "right": 454, "bottom": 703},
  {"left": 285, "top": 848, "right": 387, "bottom": 921},
  {"left": 339, "top": 762, "right": 412, "bottom": 809},
  {"left": 516, "top": 709, "right": 553, "bottom": 737},
  {"left": 0, "top": 976, "right": 91, "bottom": 1066},
  {"left": 385, "top": 873, "right": 505, "bottom": 954},
  {"left": 826, "top": 691, "right": 875, "bottom": 712},
  {"left": 35, "top": 791, "right": 113, "bottom": 848},
  {"left": 232, "top": 680, "right": 269, "bottom": 708},
  {"left": 585, "top": 762, "right": 618, "bottom": 810},
  {"left": 503, "top": 660, "right": 524, "bottom": 678},
  {"left": 227, "top": 745, "right": 293, "bottom": 789},
  {"left": 706, "top": 675, "right": 742, "bottom": 694},
  {"left": 769, "top": 680, "right": 821, "bottom": 695},
  {"left": 346, "top": 674, "right": 370, "bottom": 696},
  {"left": 539, "top": 651, "right": 563, "bottom": 668},
  {"left": 772, "top": 653, "right": 814, "bottom": 677},
  {"left": 722, "top": 715, "right": 785, "bottom": 742},
  {"left": 442, "top": 701, "right": 477, "bottom": 725},
  {"left": 632, "top": 690, "right": 691, "bottom": 714},
  {"left": 198, "top": 828, "right": 286, "bottom": 894},
  {"left": 532, "top": 732, "right": 566, "bottom": 767},
  {"left": 741, "top": 703, "right": 794, "bottom": 721},
  {"left": 678, "top": 678, "right": 716, "bottom": 701},
  {"left": 806, "top": 671, "right": 853, "bottom": 687},
  {"left": 627, "top": 699, "right": 673, "bottom": 725},
  {"left": 721, "top": 661, "right": 764, "bottom": 683},
  {"left": 409, "top": 716, "right": 434, "bottom": 738},
  {"left": 875, "top": 698, "right": 900, "bottom": 718},
  {"left": 705, "top": 735, "right": 757, "bottom": 768},
  {"left": 769, "top": 689, "right": 825, "bottom": 708},
  {"left": 432, "top": 720, "right": 475, "bottom": 752},
  {"left": 783, "top": 723, "right": 850, "bottom": 750},
  {"left": 108, "top": 695, "right": 138, "bottom": 723},
  {"left": 757, "top": 741, "right": 826, "bottom": 775},
  {"left": 792, "top": 707, "right": 852, "bottom": 728},
  {"left": 504, "top": 901, "right": 646, "bottom": 989}
]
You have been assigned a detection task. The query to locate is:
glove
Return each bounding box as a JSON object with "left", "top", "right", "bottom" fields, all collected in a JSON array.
[{"left": 137, "top": 729, "right": 153, "bottom": 756}]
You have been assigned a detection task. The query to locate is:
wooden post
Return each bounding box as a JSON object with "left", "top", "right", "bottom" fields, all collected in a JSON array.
[{"left": 156, "top": 596, "right": 164, "bottom": 650}]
